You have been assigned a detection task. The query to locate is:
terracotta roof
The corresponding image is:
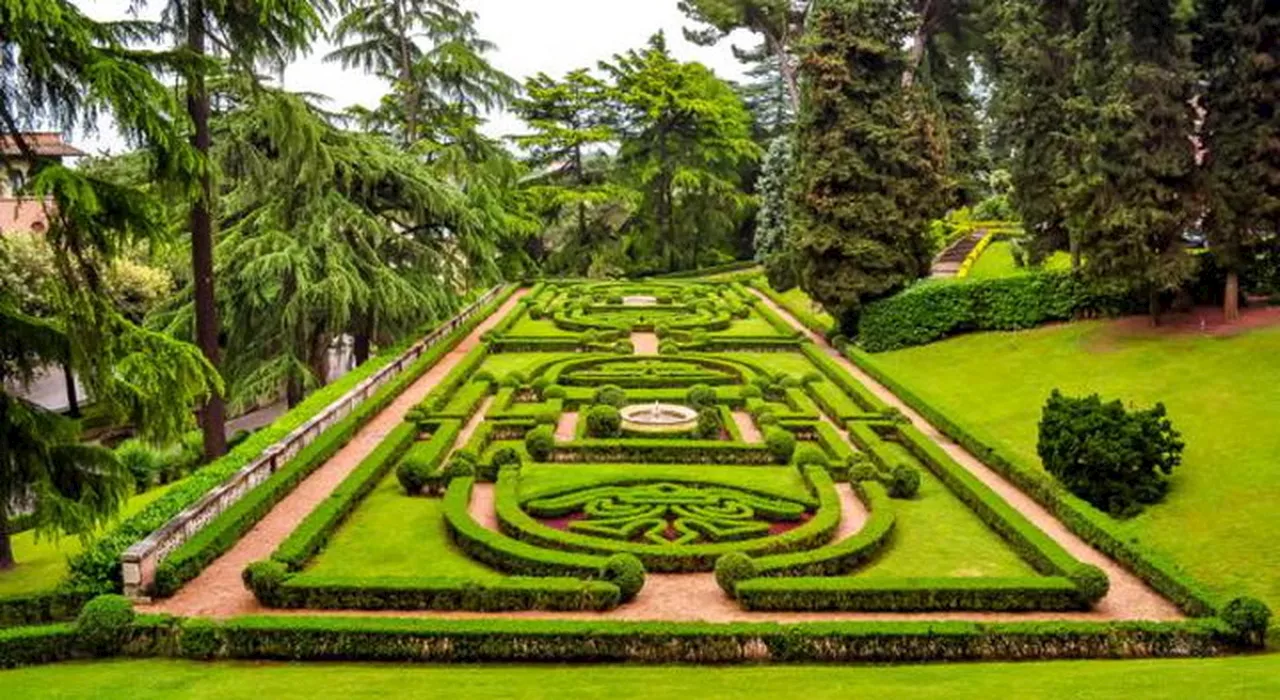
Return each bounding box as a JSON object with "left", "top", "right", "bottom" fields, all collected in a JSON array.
[
  {"left": 0, "top": 132, "right": 87, "bottom": 158},
  {"left": 0, "top": 198, "right": 52, "bottom": 233}
]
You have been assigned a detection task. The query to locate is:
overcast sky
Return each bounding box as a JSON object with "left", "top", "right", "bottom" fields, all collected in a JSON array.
[{"left": 72, "top": 0, "right": 753, "bottom": 154}]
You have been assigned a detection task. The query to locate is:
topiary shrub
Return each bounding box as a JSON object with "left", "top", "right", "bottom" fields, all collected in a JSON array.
[
  {"left": 76, "top": 594, "right": 135, "bottom": 655},
  {"left": 443, "top": 454, "right": 476, "bottom": 481},
  {"left": 600, "top": 553, "right": 646, "bottom": 603},
  {"left": 686, "top": 384, "right": 717, "bottom": 409},
  {"left": 543, "top": 385, "right": 567, "bottom": 400},
  {"left": 778, "top": 374, "right": 801, "bottom": 389},
  {"left": 242, "top": 560, "right": 288, "bottom": 605},
  {"left": 714, "top": 552, "right": 758, "bottom": 597},
  {"left": 491, "top": 446, "right": 522, "bottom": 470},
  {"left": 1038, "top": 390, "right": 1184, "bottom": 517},
  {"left": 397, "top": 455, "right": 432, "bottom": 495},
  {"left": 594, "top": 384, "right": 628, "bottom": 407},
  {"left": 534, "top": 408, "right": 560, "bottom": 426},
  {"left": 765, "top": 427, "right": 797, "bottom": 464},
  {"left": 801, "top": 371, "right": 823, "bottom": 385},
  {"left": 1221, "top": 597, "right": 1272, "bottom": 646},
  {"left": 613, "top": 339, "right": 634, "bottom": 355},
  {"left": 586, "top": 404, "right": 623, "bottom": 438},
  {"left": 794, "top": 445, "right": 830, "bottom": 468},
  {"left": 525, "top": 425, "right": 556, "bottom": 461},
  {"left": 694, "top": 407, "right": 722, "bottom": 439},
  {"left": 1067, "top": 564, "right": 1110, "bottom": 603},
  {"left": 473, "top": 370, "right": 495, "bottom": 383},
  {"left": 531, "top": 376, "right": 551, "bottom": 396},
  {"left": 741, "top": 385, "right": 763, "bottom": 399},
  {"left": 655, "top": 322, "right": 671, "bottom": 338},
  {"left": 888, "top": 464, "right": 921, "bottom": 499},
  {"left": 847, "top": 454, "right": 879, "bottom": 483}
]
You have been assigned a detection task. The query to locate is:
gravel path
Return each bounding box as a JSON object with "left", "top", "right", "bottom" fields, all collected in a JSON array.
[
  {"left": 631, "top": 332, "right": 659, "bottom": 355},
  {"left": 732, "top": 411, "right": 762, "bottom": 443},
  {"left": 555, "top": 411, "right": 578, "bottom": 441},
  {"left": 140, "top": 290, "right": 527, "bottom": 618},
  {"left": 750, "top": 289, "right": 1183, "bottom": 621}
]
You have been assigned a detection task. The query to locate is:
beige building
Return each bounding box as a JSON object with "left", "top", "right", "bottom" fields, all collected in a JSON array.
[{"left": 0, "top": 132, "right": 87, "bottom": 234}]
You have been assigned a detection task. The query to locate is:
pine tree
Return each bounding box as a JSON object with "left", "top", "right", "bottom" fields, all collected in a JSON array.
[
  {"left": 754, "top": 134, "right": 794, "bottom": 262},
  {"left": 792, "top": 0, "right": 944, "bottom": 331},
  {"left": 1194, "top": 0, "right": 1280, "bottom": 320},
  {"left": 1064, "top": 0, "right": 1198, "bottom": 322},
  {"left": 679, "top": 0, "right": 809, "bottom": 113}
]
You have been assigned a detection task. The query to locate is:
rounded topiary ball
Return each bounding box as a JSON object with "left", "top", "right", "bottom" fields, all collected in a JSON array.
[
  {"left": 714, "top": 552, "right": 758, "bottom": 597},
  {"left": 686, "top": 384, "right": 717, "bottom": 409},
  {"left": 525, "top": 425, "right": 556, "bottom": 461},
  {"left": 586, "top": 404, "right": 623, "bottom": 438},
  {"left": 1222, "top": 596, "right": 1272, "bottom": 645},
  {"left": 1067, "top": 564, "right": 1110, "bottom": 603},
  {"left": 794, "top": 445, "right": 830, "bottom": 468},
  {"left": 593, "top": 384, "right": 628, "bottom": 408},
  {"left": 601, "top": 554, "right": 646, "bottom": 603},
  {"left": 888, "top": 464, "right": 922, "bottom": 499},
  {"left": 543, "top": 385, "right": 567, "bottom": 400},
  {"left": 491, "top": 446, "right": 522, "bottom": 470},
  {"left": 76, "top": 594, "right": 136, "bottom": 655},
  {"left": 765, "top": 427, "right": 797, "bottom": 464}
]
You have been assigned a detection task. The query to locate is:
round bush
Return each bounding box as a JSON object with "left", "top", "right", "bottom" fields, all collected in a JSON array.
[
  {"left": 1067, "top": 564, "right": 1110, "bottom": 603},
  {"left": 802, "top": 371, "right": 823, "bottom": 385},
  {"left": 847, "top": 454, "right": 879, "bottom": 483},
  {"left": 794, "top": 445, "right": 830, "bottom": 468},
  {"left": 888, "top": 464, "right": 922, "bottom": 499},
  {"left": 600, "top": 553, "right": 646, "bottom": 603},
  {"left": 741, "top": 385, "right": 763, "bottom": 400},
  {"left": 695, "top": 407, "right": 722, "bottom": 439},
  {"left": 491, "top": 446, "right": 522, "bottom": 470},
  {"left": 473, "top": 370, "right": 495, "bottom": 383},
  {"left": 396, "top": 458, "right": 430, "bottom": 495},
  {"left": 594, "top": 384, "right": 628, "bottom": 407},
  {"left": 613, "top": 339, "right": 634, "bottom": 355},
  {"left": 655, "top": 322, "right": 672, "bottom": 338},
  {"left": 757, "top": 411, "right": 779, "bottom": 427},
  {"left": 76, "top": 594, "right": 135, "bottom": 655},
  {"left": 765, "top": 428, "right": 797, "bottom": 464},
  {"left": 714, "top": 552, "right": 758, "bottom": 597},
  {"left": 443, "top": 456, "right": 476, "bottom": 480},
  {"left": 525, "top": 425, "right": 556, "bottom": 461},
  {"left": 658, "top": 340, "right": 680, "bottom": 355},
  {"left": 686, "top": 384, "right": 717, "bottom": 409},
  {"left": 1222, "top": 596, "right": 1272, "bottom": 644},
  {"left": 779, "top": 374, "right": 801, "bottom": 389},
  {"left": 543, "top": 385, "right": 567, "bottom": 400},
  {"left": 531, "top": 376, "right": 551, "bottom": 395},
  {"left": 586, "top": 404, "right": 623, "bottom": 438}
]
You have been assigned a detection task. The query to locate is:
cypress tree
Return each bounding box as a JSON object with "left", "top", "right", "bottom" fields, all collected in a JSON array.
[
  {"left": 1195, "top": 0, "right": 1280, "bottom": 320},
  {"left": 792, "top": 0, "right": 943, "bottom": 332}
]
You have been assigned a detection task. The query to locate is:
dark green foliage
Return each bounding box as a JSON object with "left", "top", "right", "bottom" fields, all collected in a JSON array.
[
  {"left": 764, "top": 427, "right": 796, "bottom": 464},
  {"left": 887, "top": 464, "right": 921, "bottom": 499},
  {"left": 586, "top": 405, "right": 622, "bottom": 438},
  {"left": 177, "top": 618, "right": 222, "bottom": 660},
  {"left": 490, "top": 446, "right": 523, "bottom": 471},
  {"left": 714, "top": 552, "right": 758, "bottom": 597},
  {"left": 792, "top": 0, "right": 945, "bottom": 331},
  {"left": 593, "top": 384, "right": 628, "bottom": 407},
  {"left": 1220, "top": 597, "right": 1272, "bottom": 645},
  {"left": 1068, "top": 564, "right": 1110, "bottom": 603},
  {"left": 694, "top": 407, "right": 722, "bottom": 440},
  {"left": 525, "top": 425, "right": 556, "bottom": 461},
  {"left": 857, "top": 272, "right": 1137, "bottom": 352},
  {"left": 395, "top": 423, "right": 462, "bottom": 497},
  {"left": 543, "top": 385, "right": 567, "bottom": 400},
  {"left": 260, "top": 576, "right": 621, "bottom": 612},
  {"left": 735, "top": 576, "right": 1086, "bottom": 612},
  {"left": 74, "top": 595, "right": 134, "bottom": 655},
  {"left": 442, "top": 455, "right": 477, "bottom": 481},
  {"left": 794, "top": 445, "right": 829, "bottom": 469},
  {"left": 1037, "top": 391, "right": 1184, "bottom": 516},
  {"left": 686, "top": 384, "right": 717, "bottom": 409},
  {"left": 754, "top": 135, "right": 794, "bottom": 263},
  {"left": 600, "top": 554, "right": 646, "bottom": 603},
  {"left": 242, "top": 561, "right": 289, "bottom": 606}
]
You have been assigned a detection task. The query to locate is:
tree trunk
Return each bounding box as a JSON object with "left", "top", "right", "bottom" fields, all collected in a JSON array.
[
  {"left": 658, "top": 132, "right": 674, "bottom": 272},
  {"left": 765, "top": 32, "right": 801, "bottom": 115},
  {"left": 188, "top": 0, "right": 228, "bottom": 461},
  {"left": 1149, "top": 287, "right": 1162, "bottom": 327},
  {"left": 285, "top": 374, "right": 304, "bottom": 409},
  {"left": 0, "top": 509, "right": 13, "bottom": 570},
  {"left": 1069, "top": 234, "right": 1081, "bottom": 272},
  {"left": 1224, "top": 270, "right": 1241, "bottom": 322},
  {"left": 353, "top": 308, "right": 374, "bottom": 367},
  {"left": 62, "top": 360, "right": 79, "bottom": 418},
  {"left": 901, "top": 0, "right": 934, "bottom": 89},
  {"left": 309, "top": 330, "right": 331, "bottom": 389}
]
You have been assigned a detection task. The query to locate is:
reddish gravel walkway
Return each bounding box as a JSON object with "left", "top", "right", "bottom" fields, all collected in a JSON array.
[
  {"left": 750, "top": 290, "right": 1183, "bottom": 621},
  {"left": 140, "top": 290, "right": 527, "bottom": 618},
  {"left": 732, "top": 411, "right": 762, "bottom": 443},
  {"left": 555, "top": 411, "right": 578, "bottom": 441},
  {"left": 631, "top": 332, "right": 659, "bottom": 355}
]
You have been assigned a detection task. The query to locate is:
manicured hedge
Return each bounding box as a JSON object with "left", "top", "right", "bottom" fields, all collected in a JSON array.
[
  {"left": 748, "top": 279, "right": 835, "bottom": 337},
  {"left": 547, "top": 439, "right": 778, "bottom": 466},
  {"left": 65, "top": 285, "right": 517, "bottom": 598},
  {"left": 845, "top": 347, "right": 1227, "bottom": 618},
  {"left": 857, "top": 272, "right": 1137, "bottom": 352},
  {"left": 749, "top": 481, "right": 896, "bottom": 578},
  {"left": 262, "top": 575, "right": 620, "bottom": 612},
  {"left": 0, "top": 622, "right": 78, "bottom": 667},
  {"left": 272, "top": 422, "right": 417, "bottom": 570},
  {"left": 799, "top": 344, "right": 886, "bottom": 413},
  {"left": 735, "top": 576, "right": 1086, "bottom": 612},
  {"left": 395, "top": 421, "right": 462, "bottom": 495},
  {"left": 0, "top": 591, "right": 95, "bottom": 629},
  {"left": 645, "top": 260, "right": 759, "bottom": 279}
]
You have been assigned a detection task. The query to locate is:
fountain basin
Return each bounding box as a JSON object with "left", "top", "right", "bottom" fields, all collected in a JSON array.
[
  {"left": 622, "top": 295, "right": 658, "bottom": 307},
  {"left": 620, "top": 402, "right": 699, "bottom": 433}
]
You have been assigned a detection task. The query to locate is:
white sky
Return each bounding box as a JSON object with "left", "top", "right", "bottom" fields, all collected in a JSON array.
[{"left": 72, "top": 0, "right": 753, "bottom": 154}]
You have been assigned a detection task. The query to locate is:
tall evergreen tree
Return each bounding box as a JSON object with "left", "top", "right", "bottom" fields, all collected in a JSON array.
[
  {"left": 754, "top": 134, "right": 794, "bottom": 262},
  {"left": 792, "top": 0, "right": 944, "bottom": 332},
  {"left": 679, "top": 0, "right": 810, "bottom": 113},
  {"left": 1065, "top": 0, "right": 1198, "bottom": 322},
  {"left": 1194, "top": 0, "right": 1280, "bottom": 320}
]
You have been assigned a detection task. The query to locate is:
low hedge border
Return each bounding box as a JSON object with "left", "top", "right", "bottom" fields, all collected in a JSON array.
[
  {"left": 735, "top": 576, "right": 1086, "bottom": 612},
  {"left": 494, "top": 466, "right": 842, "bottom": 573},
  {"left": 260, "top": 575, "right": 620, "bottom": 612},
  {"left": 546, "top": 439, "right": 780, "bottom": 466},
  {"left": 749, "top": 480, "right": 896, "bottom": 578},
  {"left": 748, "top": 278, "right": 836, "bottom": 338},
  {"left": 60, "top": 285, "right": 517, "bottom": 602},
  {"left": 800, "top": 344, "right": 887, "bottom": 413},
  {"left": 954, "top": 229, "right": 997, "bottom": 279},
  {"left": 2, "top": 614, "right": 1250, "bottom": 668},
  {"left": 845, "top": 346, "right": 1226, "bottom": 617},
  {"left": 0, "top": 590, "right": 95, "bottom": 629}
]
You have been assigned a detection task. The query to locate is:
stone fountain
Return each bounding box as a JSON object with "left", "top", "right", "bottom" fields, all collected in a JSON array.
[{"left": 619, "top": 401, "right": 699, "bottom": 433}]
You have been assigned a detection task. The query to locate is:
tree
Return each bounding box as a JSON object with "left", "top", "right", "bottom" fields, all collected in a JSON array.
[
  {"left": 1194, "top": 1, "right": 1280, "bottom": 321},
  {"left": 1038, "top": 390, "right": 1184, "bottom": 517},
  {"left": 792, "top": 0, "right": 945, "bottom": 332},
  {"left": 753, "top": 134, "right": 794, "bottom": 262},
  {"left": 1064, "top": 0, "right": 1198, "bottom": 323},
  {"left": 679, "top": 0, "right": 810, "bottom": 113},
  {"left": 0, "top": 0, "right": 218, "bottom": 568},
  {"left": 154, "top": 0, "right": 328, "bottom": 459},
  {"left": 602, "top": 34, "right": 760, "bottom": 273}
]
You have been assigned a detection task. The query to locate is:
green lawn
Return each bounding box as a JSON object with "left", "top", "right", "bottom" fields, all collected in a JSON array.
[
  {"left": 968, "top": 241, "right": 1071, "bottom": 280},
  {"left": 517, "top": 464, "right": 813, "bottom": 503},
  {"left": 713, "top": 310, "right": 784, "bottom": 337},
  {"left": 777, "top": 286, "right": 836, "bottom": 329},
  {"left": 299, "top": 474, "right": 499, "bottom": 580},
  {"left": 0, "top": 481, "right": 181, "bottom": 596},
  {"left": 4, "top": 657, "right": 1278, "bottom": 699},
  {"left": 476, "top": 352, "right": 566, "bottom": 379},
  {"left": 859, "top": 320, "right": 1280, "bottom": 609}
]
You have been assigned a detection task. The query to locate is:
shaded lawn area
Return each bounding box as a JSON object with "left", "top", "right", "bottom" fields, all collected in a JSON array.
[
  {"left": 4, "top": 656, "right": 1279, "bottom": 699},
  {"left": 299, "top": 474, "right": 500, "bottom": 580},
  {"left": 0, "top": 481, "right": 181, "bottom": 596},
  {"left": 968, "top": 241, "right": 1070, "bottom": 280},
  {"left": 777, "top": 286, "right": 836, "bottom": 330},
  {"left": 858, "top": 320, "right": 1280, "bottom": 610},
  {"left": 476, "top": 353, "right": 567, "bottom": 380},
  {"left": 713, "top": 310, "right": 786, "bottom": 337}
]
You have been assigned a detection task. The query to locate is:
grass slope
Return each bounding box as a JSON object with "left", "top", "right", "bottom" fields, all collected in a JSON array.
[
  {"left": 968, "top": 241, "right": 1071, "bottom": 280},
  {"left": 3, "top": 657, "right": 1278, "bottom": 699},
  {"left": 859, "top": 319, "right": 1280, "bottom": 609}
]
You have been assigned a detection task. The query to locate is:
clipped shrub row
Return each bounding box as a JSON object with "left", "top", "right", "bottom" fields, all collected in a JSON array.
[
  {"left": 735, "top": 576, "right": 1086, "bottom": 613},
  {"left": 252, "top": 574, "right": 620, "bottom": 612},
  {"left": 844, "top": 347, "right": 1229, "bottom": 618},
  {"left": 395, "top": 421, "right": 463, "bottom": 495},
  {"left": 748, "top": 481, "right": 896, "bottom": 578},
  {"left": 64, "top": 285, "right": 516, "bottom": 600},
  {"left": 542, "top": 439, "right": 780, "bottom": 466}
]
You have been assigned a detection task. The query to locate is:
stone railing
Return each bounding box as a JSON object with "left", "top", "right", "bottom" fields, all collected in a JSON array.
[{"left": 121, "top": 285, "right": 505, "bottom": 597}]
